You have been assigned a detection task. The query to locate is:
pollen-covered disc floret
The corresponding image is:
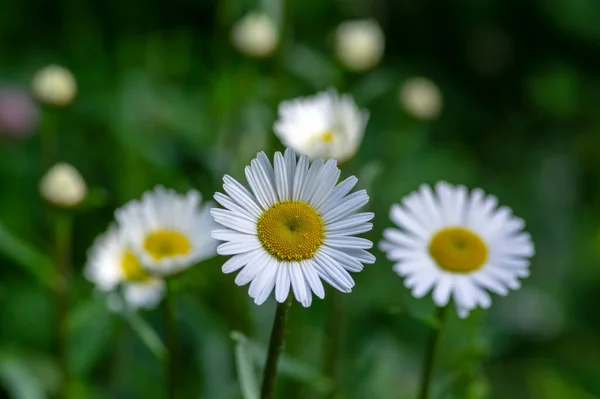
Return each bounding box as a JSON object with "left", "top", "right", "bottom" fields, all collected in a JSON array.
[
  {"left": 274, "top": 89, "right": 369, "bottom": 163},
  {"left": 379, "top": 182, "right": 535, "bottom": 318},
  {"left": 211, "top": 148, "right": 375, "bottom": 307},
  {"left": 116, "top": 185, "right": 218, "bottom": 276},
  {"left": 84, "top": 224, "right": 165, "bottom": 310}
]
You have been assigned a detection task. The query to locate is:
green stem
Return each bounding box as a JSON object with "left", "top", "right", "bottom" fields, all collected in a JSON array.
[
  {"left": 322, "top": 288, "right": 342, "bottom": 399},
  {"left": 417, "top": 305, "right": 449, "bottom": 399},
  {"left": 40, "top": 107, "right": 57, "bottom": 170},
  {"left": 164, "top": 281, "right": 177, "bottom": 399},
  {"left": 260, "top": 296, "right": 292, "bottom": 399},
  {"left": 54, "top": 213, "right": 72, "bottom": 399}
]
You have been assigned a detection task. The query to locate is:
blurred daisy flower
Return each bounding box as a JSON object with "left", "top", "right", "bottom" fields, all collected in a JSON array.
[
  {"left": 31, "top": 65, "right": 77, "bottom": 107},
  {"left": 211, "top": 148, "right": 375, "bottom": 307},
  {"left": 40, "top": 162, "right": 87, "bottom": 207},
  {"left": 116, "top": 186, "right": 218, "bottom": 276},
  {"left": 85, "top": 224, "right": 165, "bottom": 310},
  {"left": 379, "top": 182, "right": 534, "bottom": 318},
  {"left": 334, "top": 19, "right": 385, "bottom": 72},
  {"left": 274, "top": 89, "right": 369, "bottom": 163},
  {"left": 231, "top": 11, "right": 279, "bottom": 58}
]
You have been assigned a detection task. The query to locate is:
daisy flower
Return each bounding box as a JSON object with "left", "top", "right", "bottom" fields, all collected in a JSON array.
[
  {"left": 84, "top": 224, "right": 165, "bottom": 310},
  {"left": 211, "top": 148, "right": 375, "bottom": 307},
  {"left": 273, "top": 89, "right": 369, "bottom": 163},
  {"left": 116, "top": 185, "right": 218, "bottom": 276},
  {"left": 379, "top": 182, "right": 534, "bottom": 318}
]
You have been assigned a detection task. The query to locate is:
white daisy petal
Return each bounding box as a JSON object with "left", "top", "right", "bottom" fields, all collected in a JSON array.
[
  {"left": 301, "top": 260, "right": 325, "bottom": 299},
  {"left": 290, "top": 263, "right": 311, "bottom": 306},
  {"left": 212, "top": 150, "right": 374, "bottom": 306},
  {"left": 221, "top": 249, "right": 262, "bottom": 274},
  {"left": 298, "top": 157, "right": 324, "bottom": 202},
  {"left": 292, "top": 155, "right": 310, "bottom": 201},
  {"left": 308, "top": 159, "right": 340, "bottom": 208},
  {"left": 321, "top": 246, "right": 364, "bottom": 272},
  {"left": 274, "top": 262, "right": 291, "bottom": 302},
  {"left": 210, "top": 210, "right": 256, "bottom": 234},
  {"left": 381, "top": 182, "right": 534, "bottom": 318},
  {"left": 245, "top": 165, "right": 271, "bottom": 210},
  {"left": 326, "top": 223, "right": 373, "bottom": 237},
  {"left": 249, "top": 257, "right": 277, "bottom": 298},
  {"left": 223, "top": 175, "right": 263, "bottom": 217},
  {"left": 316, "top": 252, "right": 355, "bottom": 289},
  {"left": 411, "top": 271, "right": 437, "bottom": 298},
  {"left": 217, "top": 237, "right": 262, "bottom": 256},
  {"left": 432, "top": 273, "right": 453, "bottom": 306},
  {"left": 316, "top": 176, "right": 358, "bottom": 214},
  {"left": 214, "top": 192, "right": 257, "bottom": 221},
  {"left": 327, "top": 212, "right": 374, "bottom": 232},
  {"left": 389, "top": 204, "right": 430, "bottom": 240},
  {"left": 284, "top": 148, "right": 297, "bottom": 199},
  {"left": 322, "top": 190, "right": 369, "bottom": 224},
  {"left": 324, "top": 236, "right": 373, "bottom": 250},
  {"left": 253, "top": 262, "right": 279, "bottom": 305},
  {"left": 235, "top": 251, "right": 270, "bottom": 286},
  {"left": 342, "top": 249, "right": 376, "bottom": 264},
  {"left": 381, "top": 228, "right": 425, "bottom": 250},
  {"left": 273, "top": 152, "right": 289, "bottom": 202}
]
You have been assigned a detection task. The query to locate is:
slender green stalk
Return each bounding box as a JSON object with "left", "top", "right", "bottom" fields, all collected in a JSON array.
[
  {"left": 164, "top": 280, "right": 177, "bottom": 399},
  {"left": 260, "top": 296, "right": 292, "bottom": 399},
  {"left": 417, "top": 305, "right": 450, "bottom": 399},
  {"left": 322, "top": 288, "right": 342, "bottom": 399},
  {"left": 54, "top": 213, "right": 72, "bottom": 399},
  {"left": 40, "top": 107, "right": 57, "bottom": 170}
]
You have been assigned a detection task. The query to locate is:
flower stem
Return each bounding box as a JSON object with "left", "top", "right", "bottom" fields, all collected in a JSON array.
[
  {"left": 417, "top": 305, "right": 449, "bottom": 399},
  {"left": 260, "top": 296, "right": 292, "bottom": 399},
  {"left": 322, "top": 288, "right": 342, "bottom": 398},
  {"left": 164, "top": 280, "right": 178, "bottom": 399},
  {"left": 54, "top": 213, "right": 72, "bottom": 399}
]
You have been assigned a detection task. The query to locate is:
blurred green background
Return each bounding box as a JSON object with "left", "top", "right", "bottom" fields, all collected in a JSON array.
[{"left": 1, "top": 0, "right": 600, "bottom": 398}]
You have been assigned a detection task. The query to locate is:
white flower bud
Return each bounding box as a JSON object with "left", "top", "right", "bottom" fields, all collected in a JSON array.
[
  {"left": 398, "top": 77, "right": 443, "bottom": 120},
  {"left": 40, "top": 162, "right": 87, "bottom": 207},
  {"left": 31, "top": 65, "right": 77, "bottom": 107},
  {"left": 231, "top": 12, "right": 279, "bottom": 58},
  {"left": 335, "top": 19, "right": 385, "bottom": 72}
]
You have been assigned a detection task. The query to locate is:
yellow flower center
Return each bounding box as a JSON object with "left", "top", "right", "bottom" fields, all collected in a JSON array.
[
  {"left": 428, "top": 227, "right": 488, "bottom": 273},
  {"left": 120, "top": 251, "right": 151, "bottom": 281},
  {"left": 257, "top": 201, "right": 325, "bottom": 261},
  {"left": 143, "top": 230, "right": 192, "bottom": 260},
  {"left": 320, "top": 130, "right": 334, "bottom": 143}
]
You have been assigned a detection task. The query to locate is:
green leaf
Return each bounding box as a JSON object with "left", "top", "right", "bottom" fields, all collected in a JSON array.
[
  {"left": 0, "top": 347, "right": 60, "bottom": 399},
  {"left": 0, "top": 222, "right": 56, "bottom": 290},
  {"left": 241, "top": 333, "right": 332, "bottom": 394},
  {"left": 67, "top": 297, "right": 117, "bottom": 377},
  {"left": 122, "top": 306, "right": 167, "bottom": 361},
  {"left": 231, "top": 332, "right": 260, "bottom": 399}
]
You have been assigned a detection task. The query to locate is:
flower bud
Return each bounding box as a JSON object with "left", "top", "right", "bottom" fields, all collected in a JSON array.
[
  {"left": 398, "top": 77, "right": 443, "bottom": 120},
  {"left": 0, "top": 86, "right": 39, "bottom": 138},
  {"left": 231, "top": 12, "right": 279, "bottom": 58},
  {"left": 31, "top": 65, "right": 77, "bottom": 107},
  {"left": 40, "top": 162, "right": 87, "bottom": 207},
  {"left": 335, "top": 19, "right": 385, "bottom": 72}
]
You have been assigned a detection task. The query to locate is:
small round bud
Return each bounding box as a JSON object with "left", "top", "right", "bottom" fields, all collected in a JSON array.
[
  {"left": 40, "top": 162, "right": 87, "bottom": 207},
  {"left": 231, "top": 12, "right": 279, "bottom": 58},
  {"left": 31, "top": 65, "right": 77, "bottom": 107},
  {"left": 398, "top": 77, "right": 443, "bottom": 120},
  {"left": 335, "top": 19, "right": 385, "bottom": 72}
]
